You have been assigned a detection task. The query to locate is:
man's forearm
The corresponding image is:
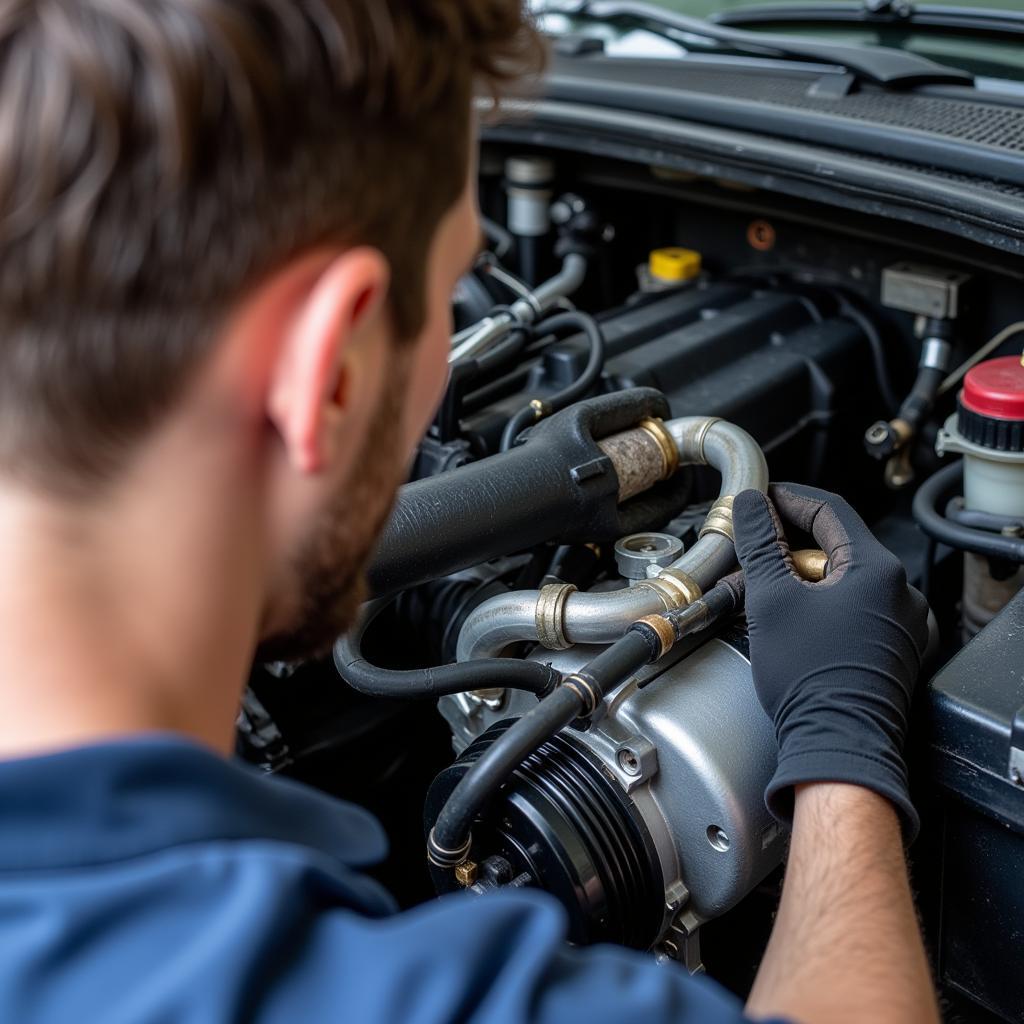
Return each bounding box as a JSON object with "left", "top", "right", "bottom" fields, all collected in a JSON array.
[{"left": 746, "top": 783, "right": 939, "bottom": 1024}]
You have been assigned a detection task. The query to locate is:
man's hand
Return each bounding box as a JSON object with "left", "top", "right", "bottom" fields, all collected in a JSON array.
[
  {"left": 733, "top": 482, "right": 930, "bottom": 837},
  {"left": 734, "top": 484, "right": 938, "bottom": 1024}
]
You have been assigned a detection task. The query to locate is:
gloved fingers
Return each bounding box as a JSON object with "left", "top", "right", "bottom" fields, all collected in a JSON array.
[
  {"left": 733, "top": 488, "right": 796, "bottom": 586},
  {"left": 767, "top": 483, "right": 873, "bottom": 581}
]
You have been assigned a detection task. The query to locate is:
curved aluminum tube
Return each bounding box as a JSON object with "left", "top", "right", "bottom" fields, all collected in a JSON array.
[
  {"left": 457, "top": 417, "right": 768, "bottom": 661},
  {"left": 449, "top": 254, "right": 588, "bottom": 364},
  {"left": 515, "top": 253, "right": 588, "bottom": 321}
]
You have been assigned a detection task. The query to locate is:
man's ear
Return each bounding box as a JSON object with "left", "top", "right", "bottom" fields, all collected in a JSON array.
[{"left": 267, "top": 248, "right": 391, "bottom": 475}]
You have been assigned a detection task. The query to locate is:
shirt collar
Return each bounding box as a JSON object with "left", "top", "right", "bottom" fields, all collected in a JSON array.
[{"left": 0, "top": 733, "right": 390, "bottom": 876}]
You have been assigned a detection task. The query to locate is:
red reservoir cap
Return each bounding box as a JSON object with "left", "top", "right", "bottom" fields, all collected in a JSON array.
[{"left": 962, "top": 355, "right": 1024, "bottom": 421}]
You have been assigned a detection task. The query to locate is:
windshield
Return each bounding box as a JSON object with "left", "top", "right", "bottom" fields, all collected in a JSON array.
[
  {"left": 648, "top": 0, "right": 1011, "bottom": 10},
  {"left": 539, "top": 1, "right": 1024, "bottom": 84}
]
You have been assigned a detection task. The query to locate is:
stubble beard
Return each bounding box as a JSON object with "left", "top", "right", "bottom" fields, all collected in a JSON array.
[{"left": 255, "top": 369, "right": 409, "bottom": 664}]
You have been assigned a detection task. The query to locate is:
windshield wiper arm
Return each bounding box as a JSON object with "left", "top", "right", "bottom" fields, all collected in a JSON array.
[
  {"left": 558, "top": 0, "right": 972, "bottom": 87},
  {"left": 714, "top": 3, "right": 1024, "bottom": 40}
]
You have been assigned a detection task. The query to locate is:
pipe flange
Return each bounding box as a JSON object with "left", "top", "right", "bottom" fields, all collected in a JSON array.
[
  {"left": 699, "top": 495, "right": 736, "bottom": 542},
  {"left": 638, "top": 417, "right": 680, "bottom": 479},
  {"left": 536, "top": 583, "right": 577, "bottom": 650},
  {"left": 693, "top": 417, "right": 721, "bottom": 465},
  {"left": 637, "top": 568, "right": 703, "bottom": 610},
  {"left": 562, "top": 672, "right": 600, "bottom": 717}
]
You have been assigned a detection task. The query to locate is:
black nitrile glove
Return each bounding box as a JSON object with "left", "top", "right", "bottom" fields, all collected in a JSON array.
[{"left": 733, "top": 483, "right": 930, "bottom": 840}]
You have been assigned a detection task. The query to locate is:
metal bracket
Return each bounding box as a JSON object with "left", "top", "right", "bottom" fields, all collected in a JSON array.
[
  {"left": 611, "top": 735, "right": 659, "bottom": 793},
  {"left": 1010, "top": 705, "right": 1024, "bottom": 786},
  {"left": 658, "top": 908, "right": 704, "bottom": 975}
]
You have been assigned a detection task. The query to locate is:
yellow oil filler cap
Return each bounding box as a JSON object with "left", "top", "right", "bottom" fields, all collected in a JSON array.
[{"left": 648, "top": 247, "right": 702, "bottom": 283}]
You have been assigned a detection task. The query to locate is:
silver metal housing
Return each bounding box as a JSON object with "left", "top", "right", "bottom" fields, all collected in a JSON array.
[{"left": 440, "top": 636, "right": 784, "bottom": 931}]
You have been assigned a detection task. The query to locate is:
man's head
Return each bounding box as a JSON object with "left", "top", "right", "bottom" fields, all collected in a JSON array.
[{"left": 0, "top": 1, "right": 542, "bottom": 658}]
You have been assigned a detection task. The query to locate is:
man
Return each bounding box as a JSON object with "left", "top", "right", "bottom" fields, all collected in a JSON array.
[{"left": 0, "top": 2, "right": 939, "bottom": 1022}]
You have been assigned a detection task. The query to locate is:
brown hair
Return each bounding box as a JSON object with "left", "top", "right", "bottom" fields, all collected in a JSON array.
[{"left": 0, "top": 0, "right": 544, "bottom": 492}]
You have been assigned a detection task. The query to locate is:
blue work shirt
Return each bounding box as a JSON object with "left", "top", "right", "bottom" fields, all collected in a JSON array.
[{"left": 0, "top": 734, "right": 775, "bottom": 1023}]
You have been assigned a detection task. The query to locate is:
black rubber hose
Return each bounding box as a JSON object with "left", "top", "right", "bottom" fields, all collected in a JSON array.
[
  {"left": 334, "top": 600, "right": 561, "bottom": 701},
  {"left": 500, "top": 311, "right": 607, "bottom": 452},
  {"left": 427, "top": 628, "right": 659, "bottom": 866},
  {"left": 945, "top": 497, "right": 1024, "bottom": 535},
  {"left": 898, "top": 365, "right": 946, "bottom": 433},
  {"left": 482, "top": 217, "right": 513, "bottom": 261},
  {"left": 541, "top": 311, "right": 608, "bottom": 413},
  {"left": 833, "top": 295, "right": 901, "bottom": 417},
  {"left": 499, "top": 405, "right": 537, "bottom": 454},
  {"left": 428, "top": 685, "right": 583, "bottom": 866},
  {"left": 913, "top": 461, "right": 1024, "bottom": 564},
  {"left": 661, "top": 573, "right": 745, "bottom": 640}
]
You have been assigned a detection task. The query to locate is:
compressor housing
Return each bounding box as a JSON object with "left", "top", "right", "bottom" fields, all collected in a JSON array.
[{"left": 431, "top": 634, "right": 780, "bottom": 956}]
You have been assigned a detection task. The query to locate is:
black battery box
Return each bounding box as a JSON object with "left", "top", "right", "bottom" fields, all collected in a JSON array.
[{"left": 930, "top": 587, "right": 1024, "bottom": 1022}]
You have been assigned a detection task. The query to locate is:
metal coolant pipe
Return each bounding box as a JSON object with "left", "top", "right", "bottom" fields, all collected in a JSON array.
[
  {"left": 456, "top": 417, "right": 768, "bottom": 661},
  {"left": 448, "top": 253, "right": 588, "bottom": 364}
]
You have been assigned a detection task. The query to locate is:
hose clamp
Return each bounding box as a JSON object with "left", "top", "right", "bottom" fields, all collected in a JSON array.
[
  {"left": 693, "top": 417, "right": 721, "bottom": 465},
  {"left": 637, "top": 569, "right": 702, "bottom": 610},
  {"left": 638, "top": 417, "right": 680, "bottom": 480},
  {"left": 699, "top": 495, "right": 736, "bottom": 541},
  {"left": 427, "top": 829, "right": 473, "bottom": 869},
  {"left": 562, "top": 672, "right": 600, "bottom": 717},
  {"left": 536, "top": 583, "right": 577, "bottom": 650},
  {"left": 920, "top": 337, "right": 952, "bottom": 371},
  {"left": 636, "top": 614, "right": 676, "bottom": 660}
]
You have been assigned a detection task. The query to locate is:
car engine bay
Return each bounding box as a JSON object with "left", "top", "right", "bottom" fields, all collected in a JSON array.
[{"left": 240, "top": 140, "right": 1024, "bottom": 1018}]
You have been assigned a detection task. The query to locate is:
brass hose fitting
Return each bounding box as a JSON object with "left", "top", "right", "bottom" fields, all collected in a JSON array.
[
  {"left": 635, "top": 614, "right": 677, "bottom": 660},
  {"left": 638, "top": 567, "right": 703, "bottom": 610},
  {"left": 561, "top": 672, "right": 601, "bottom": 717},
  {"left": 699, "top": 495, "right": 736, "bottom": 541},
  {"left": 792, "top": 548, "right": 829, "bottom": 583},
  {"left": 638, "top": 417, "right": 680, "bottom": 480},
  {"left": 535, "top": 583, "right": 577, "bottom": 650}
]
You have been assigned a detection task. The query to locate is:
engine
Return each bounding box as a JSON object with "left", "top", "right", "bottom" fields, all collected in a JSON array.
[{"left": 243, "top": 146, "right": 1024, "bottom": 991}]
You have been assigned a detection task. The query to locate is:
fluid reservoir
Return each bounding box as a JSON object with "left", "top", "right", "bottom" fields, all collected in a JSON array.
[
  {"left": 505, "top": 155, "right": 554, "bottom": 286},
  {"left": 938, "top": 355, "right": 1024, "bottom": 636}
]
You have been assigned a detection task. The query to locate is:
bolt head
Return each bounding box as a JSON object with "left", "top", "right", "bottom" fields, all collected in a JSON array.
[{"left": 617, "top": 748, "right": 641, "bottom": 776}]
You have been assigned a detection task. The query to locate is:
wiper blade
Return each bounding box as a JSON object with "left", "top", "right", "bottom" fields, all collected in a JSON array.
[
  {"left": 555, "top": 0, "right": 973, "bottom": 87},
  {"left": 714, "top": 3, "right": 1024, "bottom": 40}
]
